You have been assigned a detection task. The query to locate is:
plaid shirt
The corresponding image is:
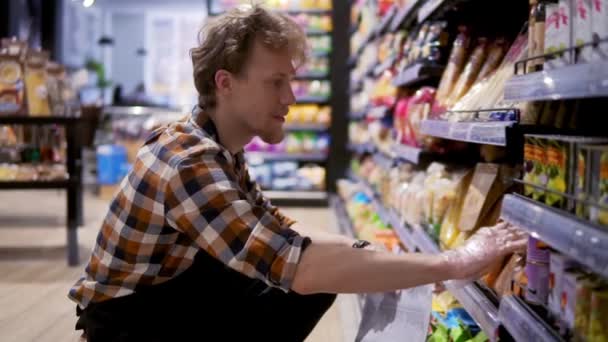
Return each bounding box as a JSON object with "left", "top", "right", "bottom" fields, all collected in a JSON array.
[{"left": 68, "top": 107, "right": 310, "bottom": 308}]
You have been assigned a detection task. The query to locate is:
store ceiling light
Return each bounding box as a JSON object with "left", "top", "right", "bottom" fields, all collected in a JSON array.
[{"left": 83, "top": 0, "right": 95, "bottom": 8}]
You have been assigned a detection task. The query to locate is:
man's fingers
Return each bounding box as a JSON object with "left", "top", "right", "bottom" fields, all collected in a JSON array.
[{"left": 503, "top": 237, "right": 528, "bottom": 254}]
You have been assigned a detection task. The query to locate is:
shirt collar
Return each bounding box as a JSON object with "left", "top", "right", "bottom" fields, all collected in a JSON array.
[{"left": 190, "top": 105, "right": 245, "bottom": 168}]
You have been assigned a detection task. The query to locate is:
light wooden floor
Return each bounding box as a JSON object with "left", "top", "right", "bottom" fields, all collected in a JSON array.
[{"left": 0, "top": 190, "right": 357, "bottom": 342}]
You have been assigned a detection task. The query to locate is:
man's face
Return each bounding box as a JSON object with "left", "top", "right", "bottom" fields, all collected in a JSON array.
[{"left": 225, "top": 39, "right": 297, "bottom": 145}]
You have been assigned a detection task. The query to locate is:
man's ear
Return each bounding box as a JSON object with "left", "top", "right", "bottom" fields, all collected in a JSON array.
[{"left": 214, "top": 69, "right": 232, "bottom": 95}]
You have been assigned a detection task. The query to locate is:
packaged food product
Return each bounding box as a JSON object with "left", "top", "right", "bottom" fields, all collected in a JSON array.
[
  {"left": 575, "top": 146, "right": 590, "bottom": 219},
  {"left": 435, "top": 26, "right": 470, "bottom": 108},
  {"left": 525, "top": 261, "right": 550, "bottom": 306},
  {"left": 574, "top": 278, "right": 595, "bottom": 342},
  {"left": 474, "top": 38, "right": 508, "bottom": 84},
  {"left": 548, "top": 253, "right": 580, "bottom": 321},
  {"left": 523, "top": 135, "right": 545, "bottom": 200},
  {"left": 493, "top": 253, "right": 525, "bottom": 296},
  {"left": 533, "top": 1, "right": 547, "bottom": 70},
  {"left": 591, "top": 0, "right": 608, "bottom": 61},
  {"left": 439, "top": 169, "right": 473, "bottom": 249},
  {"left": 588, "top": 287, "right": 608, "bottom": 342},
  {"left": 528, "top": 0, "right": 539, "bottom": 72},
  {"left": 403, "top": 87, "right": 436, "bottom": 147},
  {"left": 445, "top": 38, "right": 489, "bottom": 108},
  {"left": 527, "top": 237, "right": 551, "bottom": 264},
  {"left": 458, "top": 163, "right": 515, "bottom": 232},
  {"left": 24, "top": 49, "right": 51, "bottom": 116},
  {"left": 545, "top": 1, "right": 572, "bottom": 69},
  {"left": 46, "top": 62, "right": 67, "bottom": 116},
  {"left": 587, "top": 145, "right": 608, "bottom": 226},
  {"left": 0, "top": 40, "right": 27, "bottom": 115},
  {"left": 561, "top": 270, "right": 586, "bottom": 337},
  {"left": 574, "top": 0, "right": 593, "bottom": 62},
  {"left": 545, "top": 138, "right": 569, "bottom": 208}
]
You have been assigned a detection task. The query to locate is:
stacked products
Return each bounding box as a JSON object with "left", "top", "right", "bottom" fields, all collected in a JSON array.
[
  {"left": 245, "top": 132, "right": 330, "bottom": 155},
  {"left": 0, "top": 37, "right": 76, "bottom": 117},
  {"left": 249, "top": 161, "right": 326, "bottom": 192},
  {"left": 292, "top": 80, "right": 331, "bottom": 100},
  {"left": 285, "top": 105, "right": 331, "bottom": 126}
]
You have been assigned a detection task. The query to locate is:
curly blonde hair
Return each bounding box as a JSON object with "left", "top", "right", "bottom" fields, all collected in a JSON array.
[{"left": 190, "top": 4, "right": 308, "bottom": 110}]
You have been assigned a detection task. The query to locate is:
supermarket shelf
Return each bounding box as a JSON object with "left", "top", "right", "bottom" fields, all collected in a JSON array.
[
  {"left": 305, "top": 30, "right": 331, "bottom": 36},
  {"left": 499, "top": 295, "right": 564, "bottom": 342},
  {"left": 501, "top": 194, "right": 608, "bottom": 279},
  {"left": 266, "top": 190, "right": 328, "bottom": 207},
  {"left": 367, "top": 105, "right": 391, "bottom": 119},
  {"left": 391, "top": 143, "right": 423, "bottom": 164},
  {"left": 410, "top": 224, "right": 441, "bottom": 254},
  {"left": 503, "top": 60, "right": 608, "bottom": 102},
  {"left": 330, "top": 195, "right": 357, "bottom": 239},
  {"left": 372, "top": 151, "right": 395, "bottom": 170},
  {"left": 373, "top": 56, "right": 397, "bottom": 78},
  {"left": 284, "top": 123, "right": 329, "bottom": 131},
  {"left": 446, "top": 282, "right": 501, "bottom": 341},
  {"left": 374, "top": 5, "right": 398, "bottom": 36},
  {"left": 296, "top": 96, "right": 330, "bottom": 104},
  {"left": 245, "top": 152, "right": 327, "bottom": 162},
  {"left": 390, "top": 0, "right": 421, "bottom": 32},
  {"left": 0, "top": 180, "right": 71, "bottom": 190},
  {"left": 310, "top": 50, "right": 331, "bottom": 58},
  {"left": 387, "top": 209, "right": 417, "bottom": 251},
  {"left": 0, "top": 116, "right": 81, "bottom": 125},
  {"left": 418, "top": 0, "right": 446, "bottom": 22},
  {"left": 209, "top": 8, "right": 332, "bottom": 16},
  {"left": 348, "top": 171, "right": 501, "bottom": 338},
  {"left": 392, "top": 63, "right": 445, "bottom": 88},
  {"left": 349, "top": 109, "right": 367, "bottom": 120},
  {"left": 348, "top": 142, "right": 376, "bottom": 154},
  {"left": 329, "top": 194, "right": 367, "bottom": 310},
  {"left": 420, "top": 120, "right": 516, "bottom": 146},
  {"left": 294, "top": 73, "right": 330, "bottom": 80}
]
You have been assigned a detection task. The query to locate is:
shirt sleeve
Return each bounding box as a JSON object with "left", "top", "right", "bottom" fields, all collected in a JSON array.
[
  {"left": 164, "top": 150, "right": 309, "bottom": 292},
  {"left": 242, "top": 162, "right": 297, "bottom": 228}
]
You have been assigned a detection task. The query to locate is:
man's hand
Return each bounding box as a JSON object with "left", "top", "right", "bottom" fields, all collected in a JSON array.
[{"left": 441, "top": 222, "right": 528, "bottom": 281}]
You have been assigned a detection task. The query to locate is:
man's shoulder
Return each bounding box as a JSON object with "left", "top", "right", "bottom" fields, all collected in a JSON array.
[{"left": 141, "top": 120, "right": 223, "bottom": 167}]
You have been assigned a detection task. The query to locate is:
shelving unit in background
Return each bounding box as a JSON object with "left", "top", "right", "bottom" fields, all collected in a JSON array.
[
  {"left": 342, "top": 0, "right": 608, "bottom": 340},
  {"left": 0, "top": 116, "right": 84, "bottom": 266}
]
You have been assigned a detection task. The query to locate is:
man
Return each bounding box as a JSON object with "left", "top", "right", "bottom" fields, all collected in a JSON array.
[{"left": 69, "top": 5, "right": 526, "bottom": 341}]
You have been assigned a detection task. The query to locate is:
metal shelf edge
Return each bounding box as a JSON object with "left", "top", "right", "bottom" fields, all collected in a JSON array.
[
  {"left": 420, "top": 120, "right": 515, "bottom": 146},
  {"left": 500, "top": 194, "right": 608, "bottom": 279}
]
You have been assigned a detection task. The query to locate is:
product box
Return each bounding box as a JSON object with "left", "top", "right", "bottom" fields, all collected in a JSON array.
[
  {"left": 586, "top": 145, "right": 608, "bottom": 226},
  {"left": 548, "top": 253, "right": 580, "bottom": 321},
  {"left": 545, "top": 1, "right": 573, "bottom": 68},
  {"left": 590, "top": 0, "right": 608, "bottom": 61},
  {"left": 0, "top": 39, "right": 27, "bottom": 115},
  {"left": 458, "top": 163, "right": 516, "bottom": 232},
  {"left": 523, "top": 135, "right": 547, "bottom": 201},
  {"left": 574, "top": 0, "right": 593, "bottom": 62},
  {"left": 525, "top": 261, "right": 551, "bottom": 306},
  {"left": 589, "top": 286, "right": 608, "bottom": 341},
  {"left": 561, "top": 270, "right": 587, "bottom": 336}
]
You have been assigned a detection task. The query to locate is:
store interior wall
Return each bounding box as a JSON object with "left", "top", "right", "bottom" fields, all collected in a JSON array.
[{"left": 109, "top": 12, "right": 146, "bottom": 94}]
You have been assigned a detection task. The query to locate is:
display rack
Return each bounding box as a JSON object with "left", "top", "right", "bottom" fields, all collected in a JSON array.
[
  {"left": 498, "top": 295, "right": 564, "bottom": 342},
  {"left": 392, "top": 62, "right": 445, "bottom": 88},
  {"left": 348, "top": 171, "right": 501, "bottom": 340},
  {"left": 0, "top": 115, "right": 84, "bottom": 266},
  {"left": 245, "top": 152, "right": 328, "bottom": 163},
  {"left": 420, "top": 119, "right": 517, "bottom": 146},
  {"left": 501, "top": 194, "right": 608, "bottom": 279},
  {"left": 504, "top": 39, "right": 608, "bottom": 101}
]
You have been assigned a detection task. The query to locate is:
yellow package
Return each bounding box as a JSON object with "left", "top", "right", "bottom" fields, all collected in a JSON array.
[{"left": 24, "top": 50, "right": 51, "bottom": 116}]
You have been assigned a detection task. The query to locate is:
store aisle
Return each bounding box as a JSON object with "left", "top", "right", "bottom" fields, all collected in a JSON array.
[{"left": 0, "top": 191, "right": 355, "bottom": 342}]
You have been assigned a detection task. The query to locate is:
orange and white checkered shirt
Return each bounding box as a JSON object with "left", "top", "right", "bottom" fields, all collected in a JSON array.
[{"left": 68, "top": 107, "right": 309, "bottom": 308}]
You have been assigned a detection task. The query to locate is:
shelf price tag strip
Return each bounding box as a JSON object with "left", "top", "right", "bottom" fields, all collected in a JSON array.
[
  {"left": 504, "top": 60, "right": 608, "bottom": 102},
  {"left": 498, "top": 296, "right": 564, "bottom": 342},
  {"left": 420, "top": 120, "right": 515, "bottom": 146},
  {"left": 500, "top": 194, "right": 608, "bottom": 279}
]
